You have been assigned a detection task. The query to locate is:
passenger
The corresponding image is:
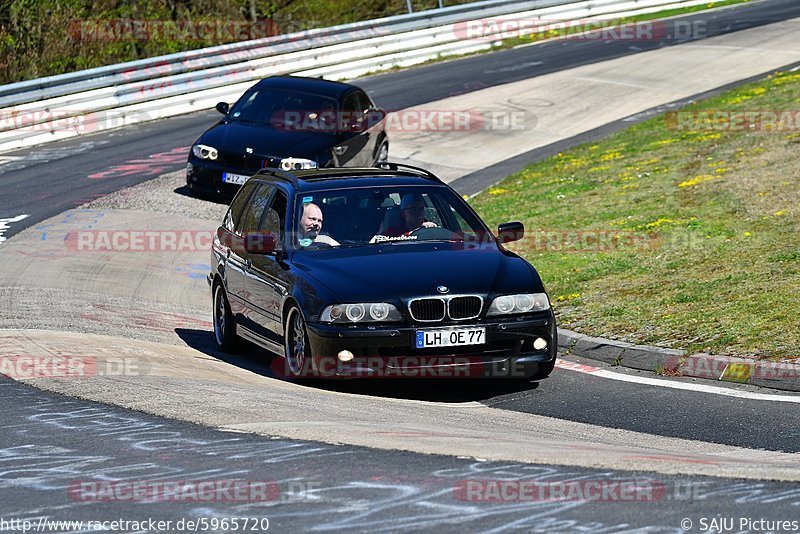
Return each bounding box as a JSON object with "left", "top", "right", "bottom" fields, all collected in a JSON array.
[
  {"left": 298, "top": 202, "right": 339, "bottom": 247},
  {"left": 384, "top": 193, "right": 437, "bottom": 237}
]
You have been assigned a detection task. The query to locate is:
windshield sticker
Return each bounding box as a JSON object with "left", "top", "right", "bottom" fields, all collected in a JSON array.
[
  {"left": 298, "top": 238, "right": 313, "bottom": 247},
  {"left": 373, "top": 234, "right": 419, "bottom": 243},
  {"left": 302, "top": 196, "right": 313, "bottom": 204}
]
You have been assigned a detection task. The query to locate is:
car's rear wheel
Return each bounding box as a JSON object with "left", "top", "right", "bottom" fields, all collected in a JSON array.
[
  {"left": 285, "top": 306, "right": 311, "bottom": 378},
  {"left": 213, "top": 283, "right": 238, "bottom": 351}
]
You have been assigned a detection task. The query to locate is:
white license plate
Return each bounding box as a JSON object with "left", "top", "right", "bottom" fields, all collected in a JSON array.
[
  {"left": 415, "top": 328, "right": 485, "bottom": 348},
  {"left": 222, "top": 172, "right": 250, "bottom": 185}
]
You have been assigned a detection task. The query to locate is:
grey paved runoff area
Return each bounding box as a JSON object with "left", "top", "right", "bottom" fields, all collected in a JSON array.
[{"left": 2, "top": 374, "right": 799, "bottom": 533}]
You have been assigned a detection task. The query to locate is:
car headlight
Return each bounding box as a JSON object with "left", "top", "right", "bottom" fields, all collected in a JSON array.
[
  {"left": 280, "top": 157, "right": 317, "bottom": 171},
  {"left": 486, "top": 293, "right": 549, "bottom": 316},
  {"left": 321, "top": 303, "right": 402, "bottom": 323},
  {"left": 192, "top": 144, "right": 218, "bottom": 160}
]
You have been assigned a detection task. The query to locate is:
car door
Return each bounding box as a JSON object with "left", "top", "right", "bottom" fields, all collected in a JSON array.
[
  {"left": 220, "top": 181, "right": 260, "bottom": 321},
  {"left": 231, "top": 183, "right": 272, "bottom": 330},
  {"left": 333, "top": 91, "right": 370, "bottom": 166},
  {"left": 358, "top": 90, "right": 385, "bottom": 164},
  {"left": 245, "top": 188, "right": 291, "bottom": 350}
]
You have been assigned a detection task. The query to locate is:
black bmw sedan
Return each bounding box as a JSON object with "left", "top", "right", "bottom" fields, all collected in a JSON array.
[
  {"left": 209, "top": 163, "right": 557, "bottom": 380},
  {"left": 187, "top": 75, "right": 388, "bottom": 198}
]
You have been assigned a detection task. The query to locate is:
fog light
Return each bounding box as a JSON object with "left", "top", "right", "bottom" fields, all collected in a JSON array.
[
  {"left": 338, "top": 350, "right": 354, "bottom": 362},
  {"left": 533, "top": 338, "right": 548, "bottom": 351}
]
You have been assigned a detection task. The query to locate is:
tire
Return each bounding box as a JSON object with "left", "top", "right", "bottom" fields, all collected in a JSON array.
[
  {"left": 374, "top": 140, "right": 389, "bottom": 165},
  {"left": 284, "top": 306, "right": 312, "bottom": 379},
  {"left": 213, "top": 283, "right": 238, "bottom": 351}
]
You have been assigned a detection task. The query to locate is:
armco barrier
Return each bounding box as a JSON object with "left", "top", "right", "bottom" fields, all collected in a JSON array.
[{"left": 0, "top": 0, "right": 720, "bottom": 153}]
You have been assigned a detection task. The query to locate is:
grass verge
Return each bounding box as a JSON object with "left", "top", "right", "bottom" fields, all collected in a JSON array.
[{"left": 470, "top": 69, "right": 800, "bottom": 360}]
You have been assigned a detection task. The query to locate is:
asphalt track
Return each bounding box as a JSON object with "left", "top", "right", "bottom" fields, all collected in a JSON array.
[
  {"left": 3, "top": 375, "right": 800, "bottom": 533},
  {"left": 2, "top": 1, "right": 800, "bottom": 530}
]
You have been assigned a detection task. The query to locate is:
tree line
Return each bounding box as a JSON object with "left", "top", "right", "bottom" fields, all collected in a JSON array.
[{"left": 0, "top": 0, "right": 465, "bottom": 85}]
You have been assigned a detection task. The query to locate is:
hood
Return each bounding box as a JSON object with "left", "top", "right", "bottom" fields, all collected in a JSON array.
[
  {"left": 200, "top": 120, "right": 339, "bottom": 160},
  {"left": 292, "top": 243, "right": 542, "bottom": 304}
]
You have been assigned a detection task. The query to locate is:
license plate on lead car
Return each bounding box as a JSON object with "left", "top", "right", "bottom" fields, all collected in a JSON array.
[
  {"left": 415, "top": 328, "right": 485, "bottom": 348},
  {"left": 222, "top": 172, "right": 250, "bottom": 185}
]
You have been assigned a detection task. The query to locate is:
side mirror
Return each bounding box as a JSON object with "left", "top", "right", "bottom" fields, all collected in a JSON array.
[
  {"left": 215, "top": 102, "right": 230, "bottom": 115},
  {"left": 366, "top": 108, "right": 386, "bottom": 128},
  {"left": 244, "top": 232, "right": 276, "bottom": 254},
  {"left": 497, "top": 222, "right": 524, "bottom": 244}
]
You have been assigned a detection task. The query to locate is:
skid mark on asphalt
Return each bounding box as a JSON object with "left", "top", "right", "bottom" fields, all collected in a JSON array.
[
  {"left": 555, "top": 359, "right": 800, "bottom": 404},
  {"left": 88, "top": 146, "right": 188, "bottom": 180}
]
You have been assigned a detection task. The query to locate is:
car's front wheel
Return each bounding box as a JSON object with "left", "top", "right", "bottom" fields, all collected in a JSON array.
[
  {"left": 284, "top": 306, "right": 312, "bottom": 378},
  {"left": 213, "top": 283, "right": 238, "bottom": 351}
]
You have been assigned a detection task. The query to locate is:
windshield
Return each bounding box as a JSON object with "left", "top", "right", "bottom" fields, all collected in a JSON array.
[
  {"left": 292, "top": 186, "right": 492, "bottom": 250},
  {"left": 228, "top": 88, "right": 338, "bottom": 128}
]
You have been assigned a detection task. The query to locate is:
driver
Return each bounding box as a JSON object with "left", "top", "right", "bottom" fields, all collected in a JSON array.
[
  {"left": 383, "top": 193, "right": 438, "bottom": 237},
  {"left": 298, "top": 202, "right": 340, "bottom": 247}
]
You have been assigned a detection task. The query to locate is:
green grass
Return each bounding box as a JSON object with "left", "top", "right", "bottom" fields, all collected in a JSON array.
[{"left": 470, "top": 69, "right": 800, "bottom": 360}]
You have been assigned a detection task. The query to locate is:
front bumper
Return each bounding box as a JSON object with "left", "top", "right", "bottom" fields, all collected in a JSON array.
[
  {"left": 305, "top": 313, "right": 557, "bottom": 379},
  {"left": 186, "top": 156, "right": 275, "bottom": 199}
]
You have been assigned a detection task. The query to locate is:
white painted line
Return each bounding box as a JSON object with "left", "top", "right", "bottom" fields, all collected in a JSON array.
[
  {"left": 0, "top": 214, "right": 29, "bottom": 244},
  {"left": 555, "top": 359, "right": 800, "bottom": 404}
]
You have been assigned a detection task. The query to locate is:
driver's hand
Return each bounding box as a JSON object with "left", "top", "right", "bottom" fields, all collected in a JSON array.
[{"left": 421, "top": 222, "right": 437, "bottom": 228}]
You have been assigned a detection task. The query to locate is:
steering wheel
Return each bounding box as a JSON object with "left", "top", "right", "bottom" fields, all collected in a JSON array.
[
  {"left": 409, "top": 226, "right": 462, "bottom": 240},
  {"left": 302, "top": 241, "right": 334, "bottom": 250}
]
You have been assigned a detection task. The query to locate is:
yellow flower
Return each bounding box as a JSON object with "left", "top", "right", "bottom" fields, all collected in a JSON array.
[
  {"left": 488, "top": 188, "right": 507, "bottom": 195},
  {"left": 744, "top": 231, "right": 751, "bottom": 237},
  {"left": 678, "top": 174, "right": 716, "bottom": 187},
  {"left": 600, "top": 151, "right": 623, "bottom": 162},
  {"left": 643, "top": 218, "right": 676, "bottom": 230},
  {"left": 774, "top": 210, "right": 786, "bottom": 216},
  {"left": 556, "top": 293, "right": 581, "bottom": 302}
]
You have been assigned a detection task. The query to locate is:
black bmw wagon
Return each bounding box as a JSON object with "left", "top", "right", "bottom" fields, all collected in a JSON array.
[{"left": 208, "top": 163, "right": 557, "bottom": 380}]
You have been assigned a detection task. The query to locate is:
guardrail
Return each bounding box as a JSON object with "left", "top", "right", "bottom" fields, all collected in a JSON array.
[{"left": 0, "top": 0, "right": 716, "bottom": 153}]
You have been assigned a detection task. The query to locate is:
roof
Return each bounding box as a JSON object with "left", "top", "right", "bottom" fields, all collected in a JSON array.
[
  {"left": 254, "top": 75, "right": 358, "bottom": 100},
  {"left": 253, "top": 164, "right": 444, "bottom": 192}
]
